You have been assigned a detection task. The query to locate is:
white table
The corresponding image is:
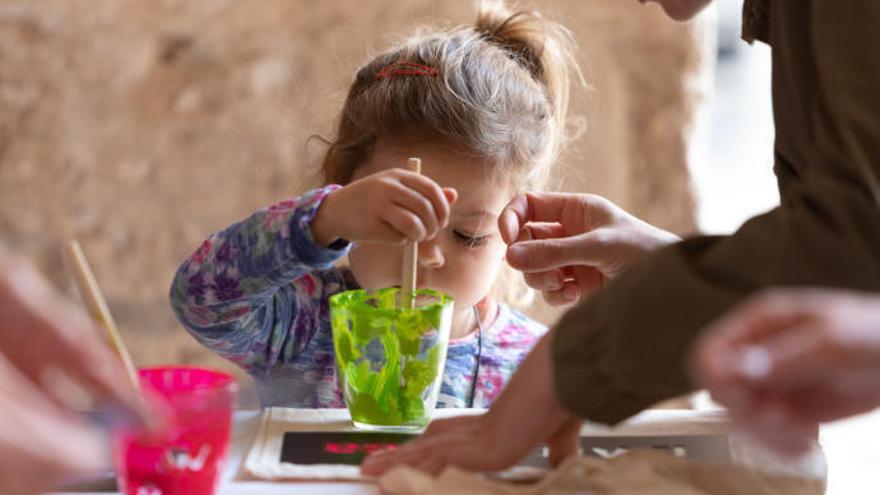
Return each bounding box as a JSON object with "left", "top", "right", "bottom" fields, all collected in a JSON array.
[
  {"left": 55, "top": 408, "right": 822, "bottom": 494},
  {"left": 54, "top": 411, "right": 379, "bottom": 495}
]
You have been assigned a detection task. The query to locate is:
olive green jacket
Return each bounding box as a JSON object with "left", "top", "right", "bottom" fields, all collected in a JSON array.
[{"left": 553, "top": 0, "right": 880, "bottom": 424}]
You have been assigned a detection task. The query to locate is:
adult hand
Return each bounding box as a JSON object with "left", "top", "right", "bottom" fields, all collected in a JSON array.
[
  {"left": 361, "top": 330, "right": 582, "bottom": 476},
  {"left": 0, "top": 252, "right": 152, "bottom": 428},
  {"left": 692, "top": 289, "right": 880, "bottom": 455},
  {"left": 0, "top": 352, "right": 107, "bottom": 495},
  {"left": 499, "top": 192, "right": 679, "bottom": 305}
]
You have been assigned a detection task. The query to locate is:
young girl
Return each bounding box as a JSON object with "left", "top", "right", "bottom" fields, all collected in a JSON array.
[{"left": 170, "top": 1, "right": 578, "bottom": 409}]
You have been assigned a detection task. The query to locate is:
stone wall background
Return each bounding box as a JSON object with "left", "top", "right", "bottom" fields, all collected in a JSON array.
[{"left": 0, "top": 0, "right": 710, "bottom": 397}]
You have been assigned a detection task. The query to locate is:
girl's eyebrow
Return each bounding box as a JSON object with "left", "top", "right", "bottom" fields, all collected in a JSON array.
[{"left": 454, "top": 209, "right": 497, "bottom": 221}]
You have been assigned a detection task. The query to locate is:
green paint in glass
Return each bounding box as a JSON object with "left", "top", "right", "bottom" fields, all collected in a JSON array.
[{"left": 330, "top": 288, "right": 453, "bottom": 430}]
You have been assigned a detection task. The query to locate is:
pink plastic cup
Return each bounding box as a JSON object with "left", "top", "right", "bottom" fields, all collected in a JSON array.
[{"left": 113, "top": 366, "right": 236, "bottom": 495}]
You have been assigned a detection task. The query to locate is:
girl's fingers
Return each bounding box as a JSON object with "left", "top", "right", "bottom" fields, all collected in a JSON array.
[
  {"left": 389, "top": 184, "right": 440, "bottom": 239},
  {"left": 384, "top": 207, "right": 428, "bottom": 242},
  {"left": 398, "top": 173, "right": 451, "bottom": 231},
  {"left": 442, "top": 187, "right": 458, "bottom": 206}
]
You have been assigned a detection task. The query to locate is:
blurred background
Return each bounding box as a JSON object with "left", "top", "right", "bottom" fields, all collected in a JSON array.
[
  {"left": 0, "top": 0, "right": 875, "bottom": 492},
  {"left": 0, "top": 0, "right": 708, "bottom": 385}
]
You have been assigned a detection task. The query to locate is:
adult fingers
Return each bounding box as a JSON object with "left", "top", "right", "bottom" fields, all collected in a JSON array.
[
  {"left": 422, "top": 415, "right": 481, "bottom": 437},
  {"left": 541, "top": 284, "right": 582, "bottom": 306},
  {"left": 783, "top": 385, "right": 880, "bottom": 424},
  {"left": 0, "top": 261, "right": 151, "bottom": 429},
  {"left": 506, "top": 232, "right": 610, "bottom": 273},
  {"left": 405, "top": 430, "right": 517, "bottom": 475},
  {"left": 500, "top": 192, "right": 577, "bottom": 245},
  {"left": 499, "top": 194, "right": 528, "bottom": 244},
  {"left": 57, "top": 340, "right": 154, "bottom": 430},
  {"left": 691, "top": 293, "right": 815, "bottom": 387},
  {"left": 703, "top": 291, "right": 815, "bottom": 349},
  {"left": 741, "top": 404, "right": 817, "bottom": 457},
  {"left": 524, "top": 270, "right": 565, "bottom": 291},
  {"left": 505, "top": 223, "right": 565, "bottom": 290},
  {"left": 750, "top": 325, "right": 832, "bottom": 388},
  {"left": 569, "top": 265, "right": 607, "bottom": 297},
  {"left": 547, "top": 418, "right": 582, "bottom": 467},
  {"left": 363, "top": 418, "right": 493, "bottom": 477},
  {"left": 0, "top": 356, "right": 108, "bottom": 494},
  {"left": 515, "top": 222, "right": 567, "bottom": 242},
  {"left": 362, "top": 437, "right": 435, "bottom": 476},
  {"left": 703, "top": 378, "right": 763, "bottom": 419}
]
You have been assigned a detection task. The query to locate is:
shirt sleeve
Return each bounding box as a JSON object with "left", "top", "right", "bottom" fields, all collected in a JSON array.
[
  {"left": 552, "top": 1, "right": 880, "bottom": 424},
  {"left": 169, "top": 185, "right": 351, "bottom": 375}
]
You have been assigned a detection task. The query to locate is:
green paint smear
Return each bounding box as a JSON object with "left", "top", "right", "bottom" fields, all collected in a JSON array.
[{"left": 330, "top": 288, "right": 453, "bottom": 427}]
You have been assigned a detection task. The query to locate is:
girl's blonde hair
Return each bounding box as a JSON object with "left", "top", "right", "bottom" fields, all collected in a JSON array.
[{"left": 322, "top": 0, "right": 579, "bottom": 191}]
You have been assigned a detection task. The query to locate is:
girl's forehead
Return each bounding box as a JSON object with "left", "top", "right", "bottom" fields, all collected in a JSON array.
[
  {"left": 362, "top": 141, "right": 516, "bottom": 209},
  {"left": 425, "top": 164, "right": 513, "bottom": 217}
]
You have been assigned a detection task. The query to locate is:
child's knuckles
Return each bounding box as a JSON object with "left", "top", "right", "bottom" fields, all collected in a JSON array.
[{"left": 401, "top": 219, "right": 426, "bottom": 241}]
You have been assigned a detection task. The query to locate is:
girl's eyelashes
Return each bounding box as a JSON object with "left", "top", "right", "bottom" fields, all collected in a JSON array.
[{"left": 453, "top": 230, "right": 490, "bottom": 248}]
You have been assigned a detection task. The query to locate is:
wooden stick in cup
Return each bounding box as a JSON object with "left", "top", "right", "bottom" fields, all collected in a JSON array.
[
  {"left": 64, "top": 240, "right": 141, "bottom": 391},
  {"left": 400, "top": 157, "right": 421, "bottom": 309}
]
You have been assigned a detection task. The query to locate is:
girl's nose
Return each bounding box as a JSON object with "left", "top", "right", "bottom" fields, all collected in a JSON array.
[{"left": 418, "top": 238, "right": 445, "bottom": 268}]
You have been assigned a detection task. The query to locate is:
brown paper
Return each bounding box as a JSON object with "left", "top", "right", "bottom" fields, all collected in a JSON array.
[{"left": 379, "top": 451, "right": 825, "bottom": 495}]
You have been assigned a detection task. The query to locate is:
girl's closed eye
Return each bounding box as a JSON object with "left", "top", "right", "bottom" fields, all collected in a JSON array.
[{"left": 453, "top": 229, "right": 491, "bottom": 248}]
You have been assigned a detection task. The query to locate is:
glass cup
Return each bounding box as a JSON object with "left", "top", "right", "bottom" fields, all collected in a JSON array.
[
  {"left": 113, "top": 366, "right": 236, "bottom": 495},
  {"left": 330, "top": 288, "right": 454, "bottom": 432}
]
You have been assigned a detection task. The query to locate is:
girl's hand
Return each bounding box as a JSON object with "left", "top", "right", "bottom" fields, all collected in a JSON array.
[
  {"left": 691, "top": 289, "right": 880, "bottom": 455},
  {"left": 498, "top": 192, "right": 679, "bottom": 305},
  {"left": 312, "top": 169, "right": 458, "bottom": 246}
]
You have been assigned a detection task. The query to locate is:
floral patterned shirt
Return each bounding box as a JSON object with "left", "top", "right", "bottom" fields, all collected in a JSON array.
[{"left": 169, "top": 185, "right": 547, "bottom": 408}]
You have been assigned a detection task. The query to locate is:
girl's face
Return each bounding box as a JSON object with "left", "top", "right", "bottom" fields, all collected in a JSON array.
[
  {"left": 347, "top": 141, "right": 514, "bottom": 317},
  {"left": 641, "top": 0, "right": 712, "bottom": 20}
]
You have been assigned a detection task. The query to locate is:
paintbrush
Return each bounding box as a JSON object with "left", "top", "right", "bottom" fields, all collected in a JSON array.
[
  {"left": 64, "top": 239, "right": 141, "bottom": 391},
  {"left": 400, "top": 157, "right": 421, "bottom": 308}
]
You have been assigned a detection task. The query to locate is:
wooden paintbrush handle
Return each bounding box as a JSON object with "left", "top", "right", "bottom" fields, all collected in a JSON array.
[
  {"left": 400, "top": 157, "right": 422, "bottom": 308},
  {"left": 64, "top": 240, "right": 141, "bottom": 390}
]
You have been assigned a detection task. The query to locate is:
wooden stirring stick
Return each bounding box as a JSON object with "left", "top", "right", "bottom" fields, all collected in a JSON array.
[
  {"left": 64, "top": 240, "right": 141, "bottom": 390},
  {"left": 400, "top": 157, "right": 422, "bottom": 308}
]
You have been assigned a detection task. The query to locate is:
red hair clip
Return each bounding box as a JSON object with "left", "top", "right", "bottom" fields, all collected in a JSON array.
[{"left": 377, "top": 61, "right": 438, "bottom": 79}]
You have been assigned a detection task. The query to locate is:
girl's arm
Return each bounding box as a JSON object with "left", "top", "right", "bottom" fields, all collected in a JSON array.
[{"left": 169, "top": 185, "right": 349, "bottom": 373}]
